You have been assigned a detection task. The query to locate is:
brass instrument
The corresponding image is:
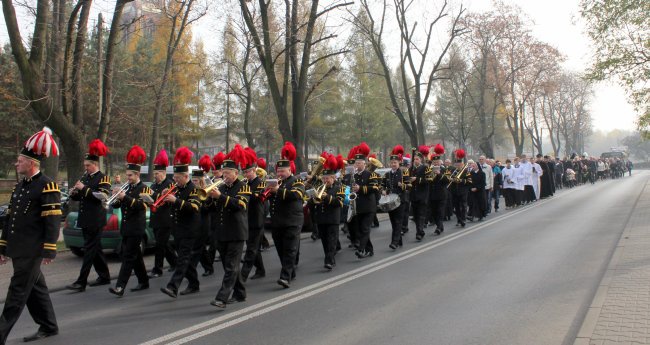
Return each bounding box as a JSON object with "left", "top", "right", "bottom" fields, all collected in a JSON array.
[
  {"left": 368, "top": 157, "right": 383, "bottom": 173},
  {"left": 197, "top": 179, "right": 225, "bottom": 201},
  {"left": 260, "top": 179, "right": 282, "bottom": 202},
  {"left": 447, "top": 163, "right": 468, "bottom": 188},
  {"left": 312, "top": 183, "right": 328, "bottom": 203},
  {"left": 151, "top": 184, "right": 177, "bottom": 212},
  {"left": 69, "top": 173, "right": 88, "bottom": 196},
  {"left": 105, "top": 182, "right": 130, "bottom": 208}
]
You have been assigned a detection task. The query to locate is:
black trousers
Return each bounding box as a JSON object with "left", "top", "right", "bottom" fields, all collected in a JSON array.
[
  {"left": 429, "top": 198, "right": 446, "bottom": 230},
  {"left": 515, "top": 190, "right": 524, "bottom": 205},
  {"left": 347, "top": 209, "right": 359, "bottom": 247},
  {"left": 451, "top": 192, "right": 467, "bottom": 224},
  {"left": 400, "top": 201, "right": 411, "bottom": 232},
  {"left": 116, "top": 236, "right": 148, "bottom": 288},
  {"left": 388, "top": 202, "right": 404, "bottom": 246},
  {"left": 353, "top": 212, "right": 374, "bottom": 254},
  {"left": 411, "top": 201, "right": 427, "bottom": 236},
  {"left": 524, "top": 185, "right": 535, "bottom": 202},
  {"left": 152, "top": 226, "right": 176, "bottom": 274},
  {"left": 0, "top": 257, "right": 57, "bottom": 345},
  {"left": 272, "top": 226, "right": 301, "bottom": 282},
  {"left": 166, "top": 237, "right": 200, "bottom": 292},
  {"left": 318, "top": 224, "right": 339, "bottom": 265},
  {"left": 198, "top": 229, "right": 213, "bottom": 273},
  {"left": 215, "top": 240, "right": 246, "bottom": 302},
  {"left": 75, "top": 226, "right": 110, "bottom": 286},
  {"left": 503, "top": 188, "right": 514, "bottom": 207},
  {"left": 241, "top": 227, "right": 265, "bottom": 280}
]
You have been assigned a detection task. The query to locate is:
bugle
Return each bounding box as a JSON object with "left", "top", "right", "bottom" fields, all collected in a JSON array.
[
  {"left": 105, "top": 182, "right": 130, "bottom": 208},
  {"left": 151, "top": 184, "right": 177, "bottom": 212},
  {"left": 196, "top": 179, "right": 225, "bottom": 201}
]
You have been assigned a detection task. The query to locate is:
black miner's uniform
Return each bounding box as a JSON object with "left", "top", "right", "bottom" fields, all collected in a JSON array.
[
  {"left": 70, "top": 171, "right": 111, "bottom": 286},
  {"left": 269, "top": 175, "right": 305, "bottom": 284},
  {"left": 428, "top": 166, "right": 448, "bottom": 234},
  {"left": 210, "top": 179, "right": 250, "bottom": 303},
  {"left": 150, "top": 177, "right": 177, "bottom": 276},
  {"left": 382, "top": 168, "right": 406, "bottom": 247},
  {"left": 350, "top": 170, "right": 380, "bottom": 256},
  {"left": 448, "top": 167, "right": 472, "bottom": 227},
  {"left": 241, "top": 176, "right": 266, "bottom": 281},
  {"left": 310, "top": 182, "right": 345, "bottom": 266},
  {"left": 165, "top": 181, "right": 201, "bottom": 294},
  {"left": 0, "top": 173, "right": 60, "bottom": 344},
  {"left": 409, "top": 164, "right": 429, "bottom": 240},
  {"left": 112, "top": 182, "right": 151, "bottom": 290}
]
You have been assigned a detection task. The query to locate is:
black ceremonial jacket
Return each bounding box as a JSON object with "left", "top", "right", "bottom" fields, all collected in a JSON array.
[
  {"left": 0, "top": 172, "right": 61, "bottom": 259},
  {"left": 247, "top": 177, "right": 266, "bottom": 229},
  {"left": 409, "top": 164, "right": 429, "bottom": 203},
  {"left": 113, "top": 181, "right": 151, "bottom": 237},
  {"left": 150, "top": 177, "right": 173, "bottom": 228},
  {"left": 210, "top": 179, "right": 250, "bottom": 242},
  {"left": 352, "top": 170, "right": 380, "bottom": 214},
  {"left": 171, "top": 181, "right": 201, "bottom": 239},
  {"left": 269, "top": 175, "right": 305, "bottom": 229},
  {"left": 71, "top": 171, "right": 111, "bottom": 228},
  {"left": 310, "top": 182, "right": 345, "bottom": 225},
  {"left": 428, "top": 165, "right": 448, "bottom": 201},
  {"left": 382, "top": 169, "right": 407, "bottom": 202}
]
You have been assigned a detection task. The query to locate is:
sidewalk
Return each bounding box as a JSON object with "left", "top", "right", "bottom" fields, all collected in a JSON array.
[{"left": 575, "top": 176, "right": 650, "bottom": 345}]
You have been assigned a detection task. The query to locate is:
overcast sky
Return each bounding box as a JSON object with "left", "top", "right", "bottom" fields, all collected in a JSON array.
[{"left": 0, "top": 0, "right": 637, "bottom": 132}]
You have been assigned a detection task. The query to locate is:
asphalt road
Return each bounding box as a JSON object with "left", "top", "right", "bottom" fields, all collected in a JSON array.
[{"left": 4, "top": 171, "right": 647, "bottom": 345}]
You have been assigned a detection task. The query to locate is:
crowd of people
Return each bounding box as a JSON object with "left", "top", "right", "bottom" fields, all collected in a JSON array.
[{"left": 0, "top": 128, "right": 634, "bottom": 344}]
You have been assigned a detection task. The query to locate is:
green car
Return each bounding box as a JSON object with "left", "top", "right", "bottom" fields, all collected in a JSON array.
[{"left": 62, "top": 206, "right": 158, "bottom": 257}]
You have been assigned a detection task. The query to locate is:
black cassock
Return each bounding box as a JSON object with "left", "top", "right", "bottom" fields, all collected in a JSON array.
[{"left": 538, "top": 161, "right": 553, "bottom": 199}]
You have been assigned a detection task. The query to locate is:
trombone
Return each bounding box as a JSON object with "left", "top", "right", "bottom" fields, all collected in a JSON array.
[
  {"left": 150, "top": 184, "right": 177, "bottom": 212},
  {"left": 196, "top": 179, "right": 225, "bottom": 201},
  {"left": 105, "top": 182, "right": 129, "bottom": 208},
  {"left": 447, "top": 163, "right": 468, "bottom": 188}
]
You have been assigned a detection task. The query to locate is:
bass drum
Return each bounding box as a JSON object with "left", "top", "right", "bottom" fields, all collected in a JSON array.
[{"left": 378, "top": 193, "right": 401, "bottom": 213}]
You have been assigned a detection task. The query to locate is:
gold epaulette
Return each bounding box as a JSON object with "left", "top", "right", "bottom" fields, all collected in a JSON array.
[
  {"left": 41, "top": 202, "right": 62, "bottom": 217},
  {"left": 238, "top": 184, "right": 252, "bottom": 195},
  {"left": 42, "top": 182, "right": 60, "bottom": 194},
  {"left": 189, "top": 188, "right": 199, "bottom": 197},
  {"left": 142, "top": 186, "right": 153, "bottom": 195},
  {"left": 100, "top": 176, "right": 112, "bottom": 184}
]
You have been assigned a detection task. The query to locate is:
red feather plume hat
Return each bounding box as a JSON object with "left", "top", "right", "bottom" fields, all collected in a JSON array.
[
  {"left": 390, "top": 145, "right": 404, "bottom": 161},
  {"left": 194, "top": 154, "right": 212, "bottom": 177},
  {"left": 173, "top": 147, "right": 194, "bottom": 173},
  {"left": 21, "top": 127, "right": 59, "bottom": 162},
  {"left": 431, "top": 143, "right": 445, "bottom": 160},
  {"left": 416, "top": 145, "right": 430, "bottom": 159},
  {"left": 347, "top": 146, "right": 358, "bottom": 164},
  {"left": 224, "top": 144, "right": 248, "bottom": 170},
  {"left": 256, "top": 157, "right": 267, "bottom": 170},
  {"left": 454, "top": 148, "right": 466, "bottom": 163},
  {"left": 277, "top": 142, "right": 297, "bottom": 173},
  {"left": 335, "top": 154, "right": 345, "bottom": 172},
  {"left": 212, "top": 152, "right": 225, "bottom": 170},
  {"left": 355, "top": 142, "right": 370, "bottom": 161},
  {"left": 126, "top": 145, "right": 146, "bottom": 172},
  {"left": 86, "top": 139, "right": 109, "bottom": 162},
  {"left": 322, "top": 153, "right": 339, "bottom": 175},
  {"left": 242, "top": 147, "right": 258, "bottom": 170},
  {"left": 153, "top": 149, "right": 169, "bottom": 172}
]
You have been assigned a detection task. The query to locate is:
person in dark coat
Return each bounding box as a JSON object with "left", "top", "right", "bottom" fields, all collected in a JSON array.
[
  {"left": 447, "top": 150, "right": 472, "bottom": 227},
  {"left": 149, "top": 149, "right": 177, "bottom": 278},
  {"left": 349, "top": 143, "right": 381, "bottom": 258},
  {"left": 467, "top": 160, "right": 486, "bottom": 221},
  {"left": 67, "top": 139, "right": 112, "bottom": 292},
  {"left": 383, "top": 146, "right": 407, "bottom": 249},
  {"left": 409, "top": 147, "right": 430, "bottom": 241},
  {"left": 109, "top": 145, "right": 151, "bottom": 297},
  {"left": 240, "top": 155, "right": 267, "bottom": 281},
  {"left": 428, "top": 144, "right": 448, "bottom": 235},
  {"left": 0, "top": 128, "right": 60, "bottom": 344}
]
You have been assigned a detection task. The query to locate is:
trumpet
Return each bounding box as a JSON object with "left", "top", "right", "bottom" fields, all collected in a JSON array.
[
  {"left": 312, "top": 183, "right": 328, "bottom": 203},
  {"left": 105, "top": 182, "right": 130, "bottom": 208},
  {"left": 151, "top": 184, "right": 177, "bottom": 212},
  {"left": 259, "top": 179, "right": 282, "bottom": 202},
  {"left": 69, "top": 173, "right": 88, "bottom": 196},
  {"left": 196, "top": 179, "right": 225, "bottom": 201}
]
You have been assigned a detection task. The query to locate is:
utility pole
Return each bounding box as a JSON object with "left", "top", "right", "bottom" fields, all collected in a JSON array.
[
  {"left": 225, "top": 62, "right": 231, "bottom": 152},
  {"left": 97, "top": 13, "right": 103, "bottom": 127}
]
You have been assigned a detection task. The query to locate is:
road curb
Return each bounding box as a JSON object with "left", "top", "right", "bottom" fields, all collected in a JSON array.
[{"left": 573, "top": 177, "right": 649, "bottom": 344}]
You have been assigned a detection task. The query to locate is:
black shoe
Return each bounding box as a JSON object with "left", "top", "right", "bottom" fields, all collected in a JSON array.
[
  {"left": 324, "top": 263, "right": 333, "bottom": 270},
  {"left": 89, "top": 278, "right": 111, "bottom": 287},
  {"left": 227, "top": 297, "right": 246, "bottom": 304},
  {"left": 467, "top": 217, "right": 474, "bottom": 222},
  {"left": 250, "top": 272, "right": 266, "bottom": 280},
  {"left": 456, "top": 222, "right": 461, "bottom": 227},
  {"left": 416, "top": 234, "right": 423, "bottom": 241},
  {"left": 180, "top": 287, "right": 200, "bottom": 295},
  {"left": 434, "top": 228, "right": 441, "bottom": 235},
  {"left": 160, "top": 287, "right": 178, "bottom": 298},
  {"left": 401, "top": 229, "right": 409, "bottom": 234},
  {"left": 202, "top": 270, "right": 214, "bottom": 277},
  {"left": 66, "top": 283, "right": 86, "bottom": 292},
  {"left": 461, "top": 222, "right": 466, "bottom": 228},
  {"left": 356, "top": 250, "right": 371, "bottom": 259},
  {"left": 210, "top": 299, "right": 226, "bottom": 308},
  {"left": 23, "top": 330, "right": 58, "bottom": 342},
  {"left": 277, "top": 279, "right": 290, "bottom": 288},
  {"left": 311, "top": 233, "right": 319, "bottom": 241},
  {"left": 130, "top": 283, "right": 149, "bottom": 292},
  {"left": 167, "top": 266, "right": 176, "bottom": 273},
  {"left": 108, "top": 286, "right": 124, "bottom": 297},
  {"left": 389, "top": 243, "right": 397, "bottom": 250},
  {"left": 149, "top": 272, "right": 162, "bottom": 278}
]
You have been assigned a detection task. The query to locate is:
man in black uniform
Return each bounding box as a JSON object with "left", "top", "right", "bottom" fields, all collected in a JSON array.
[
  {"left": 208, "top": 146, "right": 251, "bottom": 308},
  {"left": 410, "top": 146, "right": 430, "bottom": 241},
  {"left": 0, "top": 127, "right": 60, "bottom": 344},
  {"left": 207, "top": 152, "right": 225, "bottom": 265},
  {"left": 149, "top": 149, "right": 177, "bottom": 278},
  {"left": 341, "top": 156, "right": 355, "bottom": 247},
  {"left": 192, "top": 157, "right": 214, "bottom": 277},
  {"left": 240, "top": 149, "right": 267, "bottom": 281},
  {"left": 448, "top": 150, "right": 472, "bottom": 228},
  {"left": 310, "top": 154, "right": 345, "bottom": 269},
  {"left": 428, "top": 145, "right": 448, "bottom": 235},
  {"left": 350, "top": 143, "right": 380, "bottom": 259},
  {"left": 109, "top": 145, "right": 151, "bottom": 296},
  {"left": 160, "top": 147, "right": 202, "bottom": 298},
  {"left": 383, "top": 146, "right": 406, "bottom": 249},
  {"left": 267, "top": 142, "right": 305, "bottom": 288},
  {"left": 399, "top": 157, "right": 412, "bottom": 234},
  {"left": 67, "top": 139, "right": 112, "bottom": 292}
]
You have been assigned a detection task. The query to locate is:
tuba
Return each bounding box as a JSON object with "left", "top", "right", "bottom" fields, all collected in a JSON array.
[{"left": 368, "top": 157, "right": 383, "bottom": 173}]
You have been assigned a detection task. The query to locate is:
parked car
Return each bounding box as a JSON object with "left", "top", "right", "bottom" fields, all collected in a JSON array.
[
  {"left": 62, "top": 206, "right": 158, "bottom": 257},
  {"left": 0, "top": 203, "right": 8, "bottom": 231}
]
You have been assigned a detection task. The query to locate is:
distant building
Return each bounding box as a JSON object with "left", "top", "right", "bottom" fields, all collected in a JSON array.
[{"left": 120, "top": 0, "right": 163, "bottom": 42}]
